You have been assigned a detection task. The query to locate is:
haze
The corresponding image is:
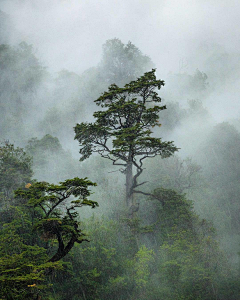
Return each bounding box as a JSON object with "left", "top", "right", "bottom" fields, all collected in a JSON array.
[
  {"left": 1, "top": 1, "right": 239, "bottom": 123},
  {"left": 1, "top": 1, "right": 240, "bottom": 298}
]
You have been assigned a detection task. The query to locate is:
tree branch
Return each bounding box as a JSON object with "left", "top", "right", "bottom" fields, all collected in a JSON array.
[
  {"left": 133, "top": 189, "right": 165, "bottom": 206},
  {"left": 46, "top": 195, "right": 68, "bottom": 218}
]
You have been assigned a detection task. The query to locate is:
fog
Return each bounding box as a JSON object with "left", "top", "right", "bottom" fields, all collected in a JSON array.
[
  {"left": 1, "top": 0, "right": 239, "bottom": 216},
  {"left": 1, "top": 0, "right": 240, "bottom": 123},
  {"left": 1, "top": 1, "right": 240, "bottom": 299}
]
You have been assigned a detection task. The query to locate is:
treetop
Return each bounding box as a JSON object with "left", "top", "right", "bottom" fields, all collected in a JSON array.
[
  {"left": 74, "top": 69, "right": 178, "bottom": 167},
  {"left": 95, "top": 69, "right": 165, "bottom": 107}
]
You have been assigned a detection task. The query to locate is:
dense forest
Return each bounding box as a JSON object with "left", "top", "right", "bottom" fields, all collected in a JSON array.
[{"left": 1, "top": 3, "right": 240, "bottom": 300}]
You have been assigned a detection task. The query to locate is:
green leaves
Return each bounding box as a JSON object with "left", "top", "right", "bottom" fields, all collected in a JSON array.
[
  {"left": 74, "top": 69, "right": 178, "bottom": 168},
  {"left": 0, "top": 142, "right": 33, "bottom": 201},
  {"left": 0, "top": 211, "right": 61, "bottom": 299},
  {"left": 95, "top": 69, "right": 164, "bottom": 107},
  {"left": 74, "top": 69, "right": 178, "bottom": 213},
  {"left": 0, "top": 173, "right": 98, "bottom": 299},
  {"left": 133, "top": 245, "right": 154, "bottom": 290},
  {"left": 14, "top": 177, "right": 98, "bottom": 264},
  {"left": 15, "top": 177, "right": 97, "bottom": 209}
]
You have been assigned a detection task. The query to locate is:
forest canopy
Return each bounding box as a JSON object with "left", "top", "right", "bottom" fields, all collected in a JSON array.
[{"left": 0, "top": 34, "right": 240, "bottom": 300}]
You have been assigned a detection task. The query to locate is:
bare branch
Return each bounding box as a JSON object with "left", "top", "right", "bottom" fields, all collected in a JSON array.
[
  {"left": 133, "top": 189, "right": 165, "bottom": 206},
  {"left": 135, "top": 181, "right": 148, "bottom": 188}
]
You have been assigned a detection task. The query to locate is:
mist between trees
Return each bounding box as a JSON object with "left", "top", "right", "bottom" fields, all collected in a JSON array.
[{"left": 1, "top": 29, "right": 240, "bottom": 299}]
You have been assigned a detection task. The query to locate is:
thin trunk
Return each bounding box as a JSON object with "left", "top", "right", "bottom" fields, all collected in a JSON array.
[
  {"left": 126, "top": 161, "right": 139, "bottom": 219},
  {"left": 125, "top": 161, "right": 133, "bottom": 208}
]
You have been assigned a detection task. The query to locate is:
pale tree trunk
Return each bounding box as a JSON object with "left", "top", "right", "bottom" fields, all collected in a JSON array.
[
  {"left": 125, "top": 161, "right": 133, "bottom": 208},
  {"left": 126, "top": 161, "right": 139, "bottom": 219}
]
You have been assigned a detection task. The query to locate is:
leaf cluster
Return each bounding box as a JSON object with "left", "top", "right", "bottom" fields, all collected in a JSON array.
[
  {"left": 14, "top": 178, "right": 98, "bottom": 240},
  {"left": 74, "top": 70, "right": 178, "bottom": 168}
]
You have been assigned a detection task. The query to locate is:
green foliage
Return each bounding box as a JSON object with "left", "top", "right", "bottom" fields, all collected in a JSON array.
[
  {"left": 46, "top": 187, "right": 231, "bottom": 300},
  {"left": 0, "top": 139, "right": 100, "bottom": 299},
  {"left": 0, "top": 33, "right": 239, "bottom": 300},
  {"left": 48, "top": 217, "right": 136, "bottom": 300},
  {"left": 27, "top": 134, "right": 62, "bottom": 155},
  {"left": 75, "top": 70, "right": 178, "bottom": 213},
  {"left": 0, "top": 206, "right": 61, "bottom": 299},
  {"left": 15, "top": 177, "right": 98, "bottom": 263},
  {"left": 0, "top": 142, "right": 32, "bottom": 204},
  {"left": 133, "top": 245, "right": 154, "bottom": 289},
  {"left": 139, "top": 188, "right": 230, "bottom": 300},
  {"left": 75, "top": 69, "right": 177, "bottom": 162},
  {"left": 158, "top": 230, "right": 225, "bottom": 300},
  {"left": 0, "top": 148, "right": 98, "bottom": 298}
]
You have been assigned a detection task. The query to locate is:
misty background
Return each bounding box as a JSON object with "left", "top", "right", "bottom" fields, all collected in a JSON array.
[
  {"left": 1, "top": 0, "right": 240, "bottom": 299},
  {"left": 1, "top": 0, "right": 240, "bottom": 123}
]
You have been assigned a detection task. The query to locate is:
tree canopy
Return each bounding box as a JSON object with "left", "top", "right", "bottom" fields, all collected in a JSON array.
[
  {"left": 74, "top": 69, "right": 178, "bottom": 211},
  {"left": 15, "top": 177, "right": 98, "bottom": 263}
]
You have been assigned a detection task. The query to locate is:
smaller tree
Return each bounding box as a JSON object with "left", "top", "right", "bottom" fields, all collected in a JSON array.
[
  {"left": 15, "top": 177, "right": 98, "bottom": 263},
  {"left": 0, "top": 144, "right": 98, "bottom": 298},
  {"left": 0, "top": 141, "right": 32, "bottom": 203},
  {"left": 74, "top": 69, "right": 178, "bottom": 214}
]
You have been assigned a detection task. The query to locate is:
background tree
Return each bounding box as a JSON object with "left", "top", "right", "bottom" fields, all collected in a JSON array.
[
  {"left": 74, "top": 69, "right": 178, "bottom": 214},
  {"left": 142, "top": 155, "right": 202, "bottom": 195},
  {"left": 163, "top": 69, "right": 209, "bottom": 103},
  {"left": 192, "top": 122, "right": 240, "bottom": 265},
  {"left": 25, "top": 134, "right": 80, "bottom": 182},
  {"left": 45, "top": 188, "right": 233, "bottom": 300},
  {"left": 0, "top": 42, "right": 46, "bottom": 143},
  {"left": 143, "top": 188, "right": 230, "bottom": 300},
  {"left": 0, "top": 141, "right": 32, "bottom": 207},
  {"left": 99, "top": 38, "right": 154, "bottom": 86}
]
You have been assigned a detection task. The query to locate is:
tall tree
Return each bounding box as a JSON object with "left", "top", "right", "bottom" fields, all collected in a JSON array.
[{"left": 74, "top": 70, "right": 178, "bottom": 215}]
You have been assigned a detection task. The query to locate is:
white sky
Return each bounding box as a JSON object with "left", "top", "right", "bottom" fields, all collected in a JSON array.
[
  {"left": 1, "top": 0, "right": 240, "bottom": 122},
  {"left": 1, "top": 0, "right": 239, "bottom": 75}
]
